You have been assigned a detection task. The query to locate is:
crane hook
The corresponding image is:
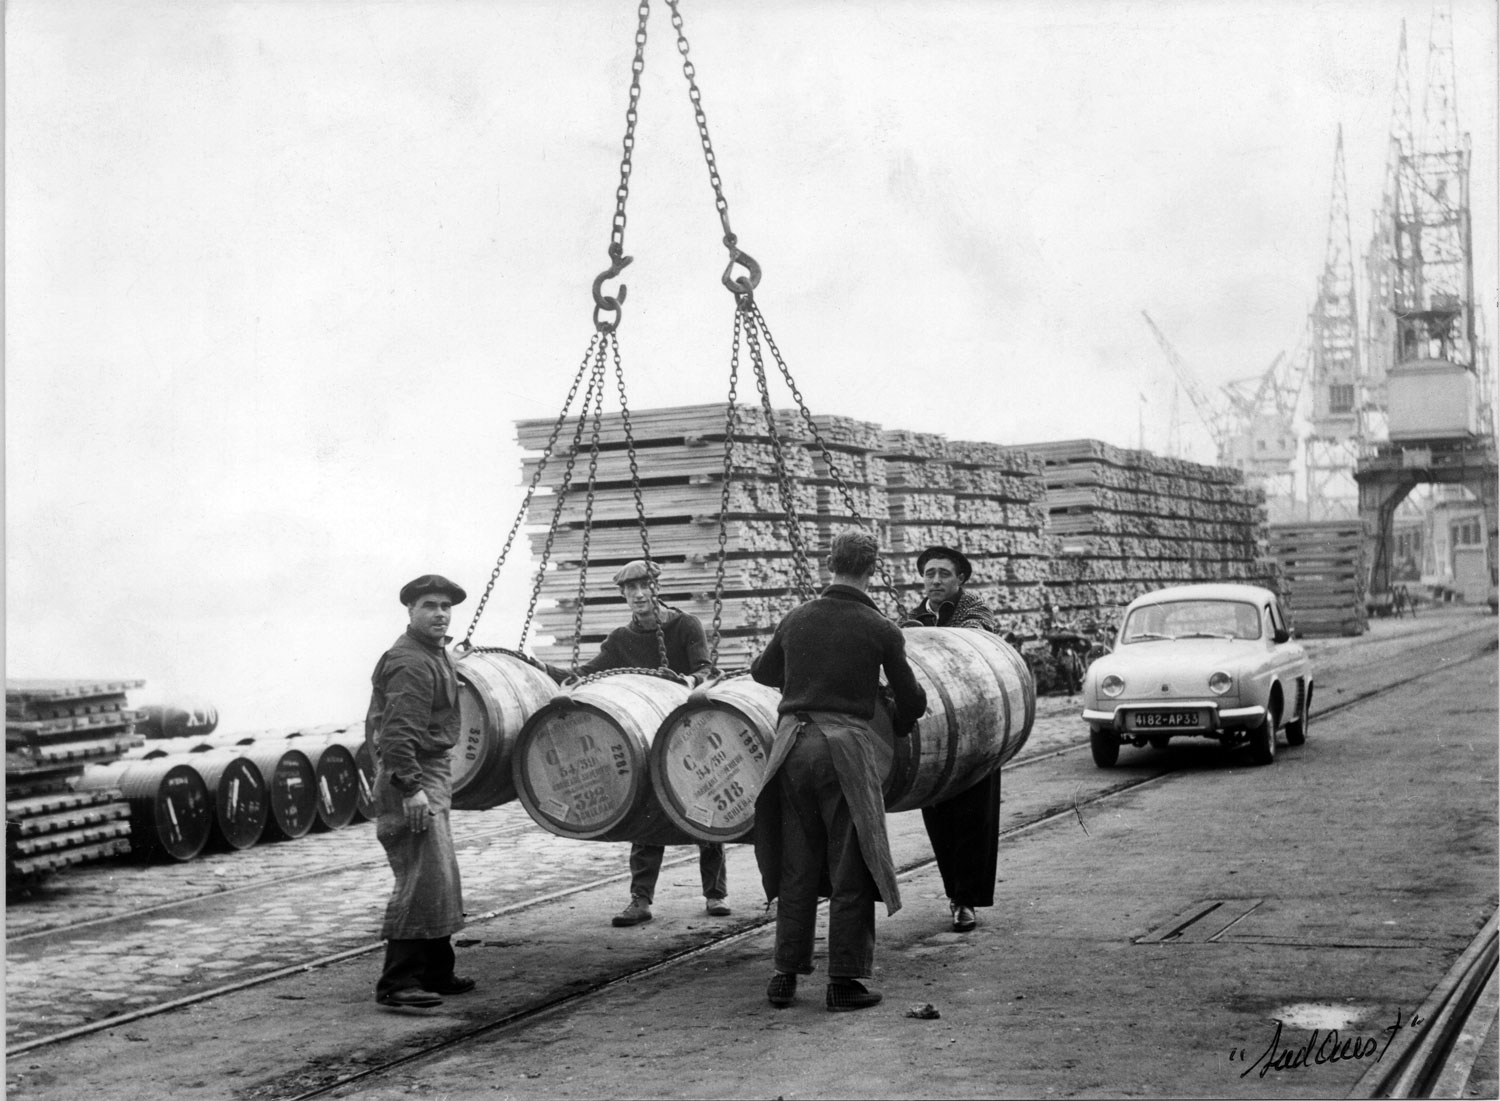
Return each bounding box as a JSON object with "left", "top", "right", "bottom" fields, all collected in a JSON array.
[
  {"left": 592, "top": 250, "right": 634, "bottom": 332},
  {"left": 722, "top": 247, "right": 761, "bottom": 299}
]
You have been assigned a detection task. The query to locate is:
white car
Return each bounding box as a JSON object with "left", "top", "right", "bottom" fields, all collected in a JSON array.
[{"left": 1081, "top": 584, "right": 1313, "bottom": 767}]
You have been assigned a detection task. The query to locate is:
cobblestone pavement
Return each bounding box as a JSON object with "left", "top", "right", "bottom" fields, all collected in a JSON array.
[{"left": 6, "top": 608, "right": 1487, "bottom": 1051}]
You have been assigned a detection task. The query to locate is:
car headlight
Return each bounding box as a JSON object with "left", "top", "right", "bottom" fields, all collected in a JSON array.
[
  {"left": 1208, "top": 671, "right": 1232, "bottom": 695},
  {"left": 1101, "top": 674, "right": 1125, "bottom": 698}
]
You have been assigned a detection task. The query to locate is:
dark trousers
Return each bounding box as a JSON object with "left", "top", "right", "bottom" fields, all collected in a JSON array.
[
  {"left": 377, "top": 936, "right": 456, "bottom": 997},
  {"left": 629, "top": 842, "right": 727, "bottom": 903},
  {"left": 921, "top": 768, "right": 1002, "bottom": 908},
  {"left": 773, "top": 726, "right": 877, "bottom": 980}
]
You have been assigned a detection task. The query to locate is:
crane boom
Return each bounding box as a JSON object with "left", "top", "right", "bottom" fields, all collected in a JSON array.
[{"left": 1141, "top": 310, "right": 1229, "bottom": 460}]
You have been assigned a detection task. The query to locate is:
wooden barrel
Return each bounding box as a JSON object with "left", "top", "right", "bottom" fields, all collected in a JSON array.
[
  {"left": 76, "top": 759, "right": 214, "bottom": 861},
  {"left": 318, "top": 729, "right": 379, "bottom": 821},
  {"left": 878, "top": 627, "right": 1036, "bottom": 813},
  {"left": 513, "top": 673, "right": 697, "bottom": 845},
  {"left": 186, "top": 749, "right": 269, "bottom": 850},
  {"left": 295, "top": 739, "right": 360, "bottom": 831},
  {"left": 137, "top": 700, "right": 218, "bottom": 740},
  {"left": 239, "top": 746, "right": 318, "bottom": 841},
  {"left": 649, "top": 677, "right": 780, "bottom": 842},
  {"left": 451, "top": 649, "right": 558, "bottom": 811}
]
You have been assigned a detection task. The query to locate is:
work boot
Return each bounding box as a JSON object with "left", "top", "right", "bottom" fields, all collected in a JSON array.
[
  {"left": 951, "top": 901, "right": 977, "bottom": 932},
  {"left": 612, "top": 898, "right": 653, "bottom": 927},
  {"left": 766, "top": 972, "right": 797, "bottom": 1008},
  {"left": 826, "top": 979, "right": 883, "bottom": 1012},
  {"left": 425, "top": 975, "right": 476, "bottom": 996},
  {"left": 705, "top": 897, "right": 732, "bottom": 917}
]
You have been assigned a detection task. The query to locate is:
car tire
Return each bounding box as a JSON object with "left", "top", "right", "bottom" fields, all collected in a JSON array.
[
  {"left": 1247, "top": 713, "right": 1276, "bottom": 765},
  {"left": 1285, "top": 686, "right": 1312, "bottom": 746},
  {"left": 1090, "top": 727, "right": 1120, "bottom": 768}
]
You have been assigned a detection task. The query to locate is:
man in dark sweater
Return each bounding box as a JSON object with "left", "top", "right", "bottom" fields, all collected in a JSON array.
[
  {"left": 751, "top": 531, "right": 928, "bottom": 1012},
  {"left": 542, "top": 560, "right": 729, "bottom": 927}
]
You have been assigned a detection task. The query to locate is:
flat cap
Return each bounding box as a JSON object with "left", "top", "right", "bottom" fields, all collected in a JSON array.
[
  {"left": 916, "top": 545, "right": 973, "bottom": 582},
  {"left": 612, "top": 559, "right": 661, "bottom": 585},
  {"left": 399, "top": 574, "right": 467, "bottom": 606}
]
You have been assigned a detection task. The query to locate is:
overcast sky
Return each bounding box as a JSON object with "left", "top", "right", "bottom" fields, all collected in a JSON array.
[{"left": 6, "top": 0, "right": 1496, "bottom": 731}]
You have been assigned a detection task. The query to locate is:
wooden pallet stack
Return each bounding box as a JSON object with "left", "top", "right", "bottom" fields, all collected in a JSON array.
[
  {"left": 514, "top": 404, "right": 888, "bottom": 670},
  {"left": 879, "top": 430, "right": 1054, "bottom": 637},
  {"left": 7, "top": 678, "right": 144, "bottom": 885},
  {"left": 1266, "top": 521, "right": 1368, "bottom": 636},
  {"left": 1013, "top": 439, "right": 1279, "bottom": 634}
]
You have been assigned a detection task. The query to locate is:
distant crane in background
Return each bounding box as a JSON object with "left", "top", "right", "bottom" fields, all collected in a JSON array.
[{"left": 1140, "top": 310, "right": 1299, "bottom": 517}]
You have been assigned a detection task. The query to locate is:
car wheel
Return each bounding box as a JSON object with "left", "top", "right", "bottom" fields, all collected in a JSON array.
[
  {"left": 1285, "top": 686, "right": 1312, "bottom": 746},
  {"left": 1090, "top": 727, "right": 1120, "bottom": 768},
  {"left": 1148, "top": 735, "right": 1171, "bottom": 750},
  {"left": 1247, "top": 713, "right": 1276, "bottom": 765}
]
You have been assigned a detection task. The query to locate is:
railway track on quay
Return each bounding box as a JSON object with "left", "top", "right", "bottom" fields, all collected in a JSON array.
[{"left": 6, "top": 615, "right": 1495, "bottom": 1101}]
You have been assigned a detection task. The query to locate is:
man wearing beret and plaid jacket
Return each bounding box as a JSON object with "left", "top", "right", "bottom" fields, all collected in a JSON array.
[
  {"left": 539, "top": 559, "right": 731, "bottom": 928},
  {"left": 366, "top": 574, "right": 475, "bottom": 1009},
  {"left": 900, "top": 545, "right": 1004, "bottom": 935}
]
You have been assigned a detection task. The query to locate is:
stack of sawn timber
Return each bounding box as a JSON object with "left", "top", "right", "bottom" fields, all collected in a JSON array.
[
  {"left": 1013, "top": 439, "right": 1281, "bottom": 634},
  {"left": 880, "top": 429, "right": 1053, "bottom": 638},
  {"left": 1266, "top": 521, "right": 1368, "bottom": 637},
  {"left": 6, "top": 678, "right": 144, "bottom": 884},
  {"left": 516, "top": 404, "right": 889, "bottom": 669}
]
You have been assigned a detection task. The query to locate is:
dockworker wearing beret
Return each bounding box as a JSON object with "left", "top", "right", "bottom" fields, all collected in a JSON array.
[
  {"left": 365, "top": 574, "right": 474, "bottom": 1009},
  {"left": 539, "top": 559, "right": 730, "bottom": 927},
  {"left": 901, "top": 545, "right": 1003, "bottom": 934}
]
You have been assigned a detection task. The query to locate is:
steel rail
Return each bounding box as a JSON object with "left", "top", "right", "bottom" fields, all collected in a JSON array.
[{"left": 1349, "top": 911, "right": 1499, "bottom": 1098}]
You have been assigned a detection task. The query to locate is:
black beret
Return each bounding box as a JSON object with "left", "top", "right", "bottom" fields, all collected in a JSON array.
[
  {"left": 915, "top": 545, "right": 972, "bottom": 582},
  {"left": 399, "top": 574, "right": 467, "bottom": 606}
]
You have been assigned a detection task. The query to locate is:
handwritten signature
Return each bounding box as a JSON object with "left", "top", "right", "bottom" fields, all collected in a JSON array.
[{"left": 1229, "top": 1008, "right": 1424, "bottom": 1078}]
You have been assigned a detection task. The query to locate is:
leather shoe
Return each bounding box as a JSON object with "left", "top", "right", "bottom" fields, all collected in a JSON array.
[
  {"left": 612, "top": 898, "right": 653, "bottom": 927},
  {"left": 951, "top": 902, "right": 977, "bottom": 932},
  {"left": 826, "top": 979, "right": 883, "bottom": 1012},
  {"left": 705, "top": 897, "right": 732, "bottom": 917},
  {"left": 425, "top": 975, "right": 476, "bottom": 996},
  {"left": 766, "top": 972, "right": 797, "bottom": 1008},
  {"left": 376, "top": 988, "right": 443, "bottom": 1009}
]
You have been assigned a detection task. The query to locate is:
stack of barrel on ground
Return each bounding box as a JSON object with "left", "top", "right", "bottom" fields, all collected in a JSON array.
[
  {"left": 6, "top": 679, "right": 144, "bottom": 886},
  {"left": 514, "top": 404, "right": 1279, "bottom": 672},
  {"left": 1018, "top": 438, "right": 1283, "bottom": 636},
  {"left": 92, "top": 721, "right": 377, "bottom": 862},
  {"left": 1265, "top": 520, "right": 1369, "bottom": 636}
]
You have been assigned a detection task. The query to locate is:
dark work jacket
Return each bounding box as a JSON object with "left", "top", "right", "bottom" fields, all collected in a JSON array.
[
  {"left": 547, "top": 606, "right": 713, "bottom": 681},
  {"left": 365, "top": 626, "right": 460, "bottom": 801},
  {"left": 750, "top": 585, "right": 926, "bottom": 732}
]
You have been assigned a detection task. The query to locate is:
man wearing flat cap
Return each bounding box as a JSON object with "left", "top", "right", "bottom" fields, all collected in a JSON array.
[
  {"left": 365, "top": 573, "right": 474, "bottom": 1009},
  {"left": 539, "top": 559, "right": 730, "bottom": 927},
  {"left": 901, "top": 545, "right": 1003, "bottom": 934}
]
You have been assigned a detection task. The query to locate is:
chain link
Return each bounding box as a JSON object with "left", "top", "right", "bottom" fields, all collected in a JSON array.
[
  {"left": 520, "top": 351, "right": 608, "bottom": 651},
  {"left": 611, "top": 337, "right": 671, "bottom": 671},
  {"left": 708, "top": 308, "right": 744, "bottom": 666},
  {"left": 610, "top": 2, "right": 651, "bottom": 259},
  {"left": 664, "top": 0, "right": 760, "bottom": 298},
  {"left": 751, "top": 301, "right": 903, "bottom": 616},
  {"left": 569, "top": 349, "right": 612, "bottom": 669},
  {"left": 462, "top": 344, "right": 598, "bottom": 647}
]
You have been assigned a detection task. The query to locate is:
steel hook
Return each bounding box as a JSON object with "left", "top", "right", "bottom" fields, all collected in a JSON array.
[
  {"left": 722, "top": 247, "right": 761, "bottom": 297},
  {"left": 592, "top": 252, "right": 634, "bottom": 332}
]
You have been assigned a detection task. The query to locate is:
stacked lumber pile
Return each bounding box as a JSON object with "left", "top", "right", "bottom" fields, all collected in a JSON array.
[
  {"left": 880, "top": 430, "right": 1053, "bottom": 637},
  {"left": 1267, "top": 521, "right": 1368, "bottom": 637},
  {"left": 515, "top": 404, "right": 888, "bottom": 669},
  {"left": 6, "top": 679, "right": 144, "bottom": 885},
  {"left": 1013, "top": 439, "right": 1280, "bottom": 634}
]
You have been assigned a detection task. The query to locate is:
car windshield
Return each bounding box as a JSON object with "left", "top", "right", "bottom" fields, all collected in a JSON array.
[{"left": 1120, "top": 599, "right": 1262, "bottom": 643}]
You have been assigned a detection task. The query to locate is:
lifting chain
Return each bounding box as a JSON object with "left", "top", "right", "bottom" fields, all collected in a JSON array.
[{"left": 590, "top": 1, "right": 652, "bottom": 334}]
